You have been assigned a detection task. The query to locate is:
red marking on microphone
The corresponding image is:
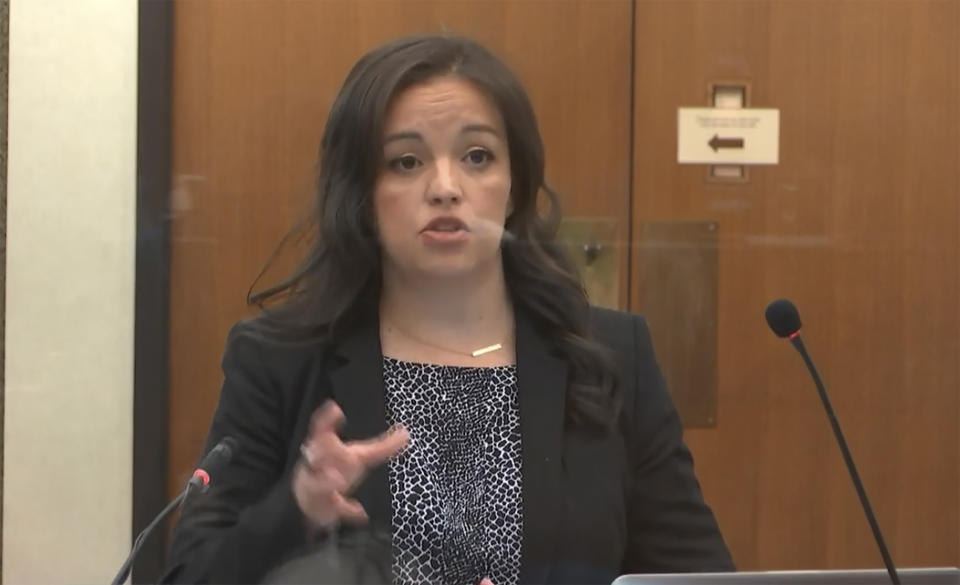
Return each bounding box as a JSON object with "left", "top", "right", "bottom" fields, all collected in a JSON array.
[
  {"left": 192, "top": 469, "right": 210, "bottom": 486},
  {"left": 789, "top": 331, "right": 800, "bottom": 340}
]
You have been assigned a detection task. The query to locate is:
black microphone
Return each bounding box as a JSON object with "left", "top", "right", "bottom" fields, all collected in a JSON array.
[
  {"left": 185, "top": 435, "right": 237, "bottom": 491},
  {"left": 110, "top": 436, "right": 238, "bottom": 585},
  {"left": 765, "top": 299, "right": 900, "bottom": 585}
]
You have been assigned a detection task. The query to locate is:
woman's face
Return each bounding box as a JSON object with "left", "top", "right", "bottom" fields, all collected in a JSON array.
[{"left": 373, "top": 76, "right": 512, "bottom": 282}]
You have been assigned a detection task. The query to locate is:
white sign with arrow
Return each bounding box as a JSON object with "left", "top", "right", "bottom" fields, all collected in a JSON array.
[{"left": 677, "top": 107, "right": 780, "bottom": 165}]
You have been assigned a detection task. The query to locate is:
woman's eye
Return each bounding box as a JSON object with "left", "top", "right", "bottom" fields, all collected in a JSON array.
[
  {"left": 464, "top": 148, "right": 494, "bottom": 166},
  {"left": 389, "top": 155, "right": 421, "bottom": 172}
]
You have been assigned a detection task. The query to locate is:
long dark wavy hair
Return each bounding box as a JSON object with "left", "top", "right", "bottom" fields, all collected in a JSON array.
[{"left": 249, "top": 34, "right": 619, "bottom": 431}]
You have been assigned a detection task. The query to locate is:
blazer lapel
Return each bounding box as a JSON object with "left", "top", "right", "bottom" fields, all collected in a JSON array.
[
  {"left": 328, "top": 313, "right": 392, "bottom": 531},
  {"left": 516, "top": 313, "right": 568, "bottom": 584}
]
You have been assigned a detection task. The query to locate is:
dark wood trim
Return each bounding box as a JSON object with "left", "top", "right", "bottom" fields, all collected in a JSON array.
[
  {"left": 133, "top": 1, "right": 173, "bottom": 582},
  {"left": 0, "top": 0, "right": 10, "bottom": 576},
  {"left": 626, "top": 0, "right": 636, "bottom": 311}
]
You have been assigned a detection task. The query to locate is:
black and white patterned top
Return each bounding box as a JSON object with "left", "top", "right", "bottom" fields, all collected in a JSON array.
[{"left": 382, "top": 357, "right": 523, "bottom": 585}]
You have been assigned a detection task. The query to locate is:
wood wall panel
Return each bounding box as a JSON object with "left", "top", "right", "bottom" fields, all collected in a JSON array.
[
  {"left": 168, "top": 0, "right": 633, "bottom": 499},
  {"left": 632, "top": 0, "right": 960, "bottom": 571}
]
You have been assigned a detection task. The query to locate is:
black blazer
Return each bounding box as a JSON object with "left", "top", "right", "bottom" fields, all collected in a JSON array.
[{"left": 162, "top": 307, "right": 734, "bottom": 584}]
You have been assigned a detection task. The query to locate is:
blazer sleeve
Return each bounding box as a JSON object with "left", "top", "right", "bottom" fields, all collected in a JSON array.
[
  {"left": 161, "top": 324, "right": 310, "bottom": 584},
  {"left": 621, "top": 316, "right": 735, "bottom": 573}
]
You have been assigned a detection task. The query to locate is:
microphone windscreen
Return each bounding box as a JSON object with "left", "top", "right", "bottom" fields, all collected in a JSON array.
[
  {"left": 765, "top": 299, "right": 802, "bottom": 338},
  {"left": 198, "top": 436, "right": 238, "bottom": 473}
]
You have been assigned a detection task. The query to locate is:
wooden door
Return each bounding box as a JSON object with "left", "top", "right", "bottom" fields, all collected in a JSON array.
[{"left": 631, "top": 0, "right": 960, "bottom": 570}]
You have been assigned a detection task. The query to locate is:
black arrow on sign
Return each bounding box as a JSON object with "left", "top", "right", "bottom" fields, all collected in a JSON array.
[{"left": 708, "top": 134, "right": 745, "bottom": 152}]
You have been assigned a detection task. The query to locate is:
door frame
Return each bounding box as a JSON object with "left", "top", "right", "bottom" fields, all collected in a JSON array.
[{"left": 133, "top": 1, "right": 173, "bottom": 582}]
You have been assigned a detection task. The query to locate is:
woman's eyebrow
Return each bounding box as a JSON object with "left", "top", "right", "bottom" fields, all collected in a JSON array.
[{"left": 384, "top": 130, "right": 423, "bottom": 145}]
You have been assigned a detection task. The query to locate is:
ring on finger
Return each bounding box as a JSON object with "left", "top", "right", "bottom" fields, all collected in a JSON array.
[{"left": 300, "top": 443, "right": 319, "bottom": 472}]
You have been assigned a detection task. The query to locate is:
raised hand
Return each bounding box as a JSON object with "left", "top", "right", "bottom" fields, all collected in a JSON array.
[{"left": 292, "top": 401, "right": 409, "bottom": 527}]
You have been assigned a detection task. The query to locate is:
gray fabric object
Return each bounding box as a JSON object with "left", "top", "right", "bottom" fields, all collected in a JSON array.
[{"left": 261, "top": 529, "right": 393, "bottom": 585}]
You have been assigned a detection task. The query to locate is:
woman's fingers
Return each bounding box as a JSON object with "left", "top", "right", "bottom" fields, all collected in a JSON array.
[
  {"left": 352, "top": 425, "right": 410, "bottom": 467},
  {"left": 301, "top": 402, "right": 351, "bottom": 474},
  {"left": 332, "top": 492, "right": 369, "bottom": 524},
  {"left": 295, "top": 402, "right": 409, "bottom": 527},
  {"left": 308, "top": 401, "right": 345, "bottom": 441},
  {"left": 296, "top": 468, "right": 369, "bottom": 526}
]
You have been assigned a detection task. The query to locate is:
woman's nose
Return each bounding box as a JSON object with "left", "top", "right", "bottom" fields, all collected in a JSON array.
[{"left": 425, "top": 159, "right": 462, "bottom": 206}]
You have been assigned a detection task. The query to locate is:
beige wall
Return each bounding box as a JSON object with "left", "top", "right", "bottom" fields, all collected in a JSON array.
[{"left": 3, "top": 0, "right": 137, "bottom": 582}]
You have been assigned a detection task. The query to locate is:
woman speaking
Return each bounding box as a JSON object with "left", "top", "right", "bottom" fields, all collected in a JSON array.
[{"left": 162, "top": 34, "right": 734, "bottom": 585}]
